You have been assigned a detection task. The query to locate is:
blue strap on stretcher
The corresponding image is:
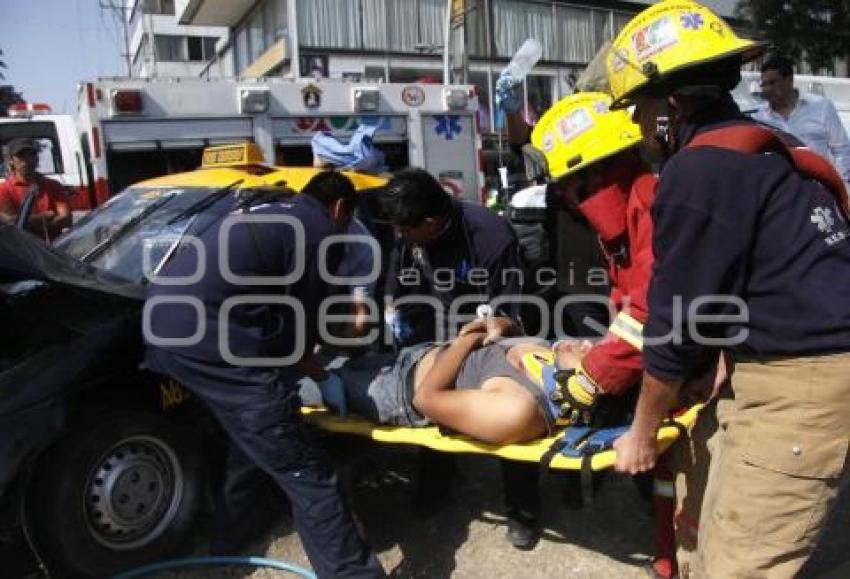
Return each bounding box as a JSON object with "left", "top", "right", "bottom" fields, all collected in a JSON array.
[
  {"left": 539, "top": 425, "right": 631, "bottom": 507},
  {"left": 559, "top": 425, "right": 630, "bottom": 458}
]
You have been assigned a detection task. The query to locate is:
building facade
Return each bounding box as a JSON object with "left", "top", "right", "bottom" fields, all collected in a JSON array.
[
  {"left": 129, "top": 0, "right": 228, "bottom": 78},
  {"left": 174, "top": 0, "right": 755, "bottom": 134}
]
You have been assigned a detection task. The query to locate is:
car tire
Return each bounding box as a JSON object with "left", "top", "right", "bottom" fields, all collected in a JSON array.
[{"left": 25, "top": 411, "right": 207, "bottom": 579}]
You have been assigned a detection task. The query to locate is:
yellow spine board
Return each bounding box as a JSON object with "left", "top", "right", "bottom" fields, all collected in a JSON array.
[{"left": 301, "top": 403, "right": 703, "bottom": 471}]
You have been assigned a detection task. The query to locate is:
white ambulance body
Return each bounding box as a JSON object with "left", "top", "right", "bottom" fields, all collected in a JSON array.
[
  {"left": 0, "top": 104, "right": 93, "bottom": 209},
  {"left": 76, "top": 78, "right": 485, "bottom": 207}
]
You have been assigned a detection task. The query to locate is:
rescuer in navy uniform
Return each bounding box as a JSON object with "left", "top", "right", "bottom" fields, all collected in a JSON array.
[
  {"left": 380, "top": 168, "right": 546, "bottom": 550},
  {"left": 144, "top": 172, "right": 385, "bottom": 579},
  {"left": 382, "top": 167, "right": 523, "bottom": 344}
]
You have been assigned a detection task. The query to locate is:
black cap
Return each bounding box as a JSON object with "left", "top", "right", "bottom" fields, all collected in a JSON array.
[{"left": 6, "top": 138, "right": 39, "bottom": 157}]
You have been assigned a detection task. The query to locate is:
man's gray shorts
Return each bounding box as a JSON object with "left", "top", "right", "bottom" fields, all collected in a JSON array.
[{"left": 298, "top": 343, "right": 434, "bottom": 427}]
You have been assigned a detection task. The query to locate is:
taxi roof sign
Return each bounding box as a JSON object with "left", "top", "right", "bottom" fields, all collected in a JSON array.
[{"left": 202, "top": 143, "right": 265, "bottom": 168}]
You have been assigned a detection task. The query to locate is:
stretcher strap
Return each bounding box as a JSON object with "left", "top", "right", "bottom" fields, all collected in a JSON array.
[
  {"left": 688, "top": 124, "right": 850, "bottom": 217},
  {"left": 539, "top": 426, "right": 628, "bottom": 506}
]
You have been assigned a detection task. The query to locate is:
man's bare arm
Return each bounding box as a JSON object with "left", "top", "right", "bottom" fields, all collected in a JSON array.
[
  {"left": 51, "top": 199, "right": 72, "bottom": 230},
  {"left": 413, "top": 333, "right": 483, "bottom": 411},
  {"left": 413, "top": 332, "right": 545, "bottom": 444}
]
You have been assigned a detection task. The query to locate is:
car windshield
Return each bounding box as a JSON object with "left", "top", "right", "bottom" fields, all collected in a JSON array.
[{"left": 55, "top": 185, "right": 233, "bottom": 284}]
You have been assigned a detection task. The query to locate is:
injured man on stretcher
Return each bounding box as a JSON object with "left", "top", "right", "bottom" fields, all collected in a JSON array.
[{"left": 299, "top": 317, "right": 598, "bottom": 445}]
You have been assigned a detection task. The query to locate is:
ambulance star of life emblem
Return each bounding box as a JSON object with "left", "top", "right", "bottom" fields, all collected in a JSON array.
[
  {"left": 680, "top": 12, "right": 704, "bottom": 30},
  {"left": 811, "top": 206, "right": 835, "bottom": 233}
]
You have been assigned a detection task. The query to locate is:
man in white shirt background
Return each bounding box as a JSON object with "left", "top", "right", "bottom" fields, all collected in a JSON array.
[{"left": 754, "top": 54, "right": 850, "bottom": 189}]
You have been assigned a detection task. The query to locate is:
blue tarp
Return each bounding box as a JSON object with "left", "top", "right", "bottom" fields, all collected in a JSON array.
[{"left": 311, "top": 124, "right": 387, "bottom": 174}]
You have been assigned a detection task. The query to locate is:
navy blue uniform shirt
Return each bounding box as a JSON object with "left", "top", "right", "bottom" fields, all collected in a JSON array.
[
  {"left": 385, "top": 199, "right": 522, "bottom": 338},
  {"left": 146, "top": 194, "right": 342, "bottom": 364},
  {"left": 644, "top": 98, "right": 850, "bottom": 381}
]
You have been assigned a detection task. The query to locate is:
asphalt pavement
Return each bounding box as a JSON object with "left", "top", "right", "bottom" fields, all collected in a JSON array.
[{"left": 9, "top": 438, "right": 850, "bottom": 578}]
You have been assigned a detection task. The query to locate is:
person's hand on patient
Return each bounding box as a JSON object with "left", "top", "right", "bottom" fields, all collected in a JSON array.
[
  {"left": 459, "top": 316, "right": 520, "bottom": 346},
  {"left": 295, "top": 352, "right": 328, "bottom": 381}
]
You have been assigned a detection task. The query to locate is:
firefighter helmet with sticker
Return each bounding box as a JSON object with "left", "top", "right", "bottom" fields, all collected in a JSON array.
[
  {"left": 530, "top": 92, "right": 641, "bottom": 181},
  {"left": 606, "top": 0, "right": 764, "bottom": 109}
]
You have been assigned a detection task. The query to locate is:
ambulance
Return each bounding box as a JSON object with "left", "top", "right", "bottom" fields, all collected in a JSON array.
[{"left": 74, "top": 77, "right": 485, "bottom": 209}]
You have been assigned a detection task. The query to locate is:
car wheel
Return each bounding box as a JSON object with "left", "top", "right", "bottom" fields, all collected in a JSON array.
[{"left": 26, "top": 411, "right": 207, "bottom": 578}]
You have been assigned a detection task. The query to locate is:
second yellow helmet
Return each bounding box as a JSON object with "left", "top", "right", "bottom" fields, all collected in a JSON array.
[{"left": 530, "top": 92, "right": 641, "bottom": 181}]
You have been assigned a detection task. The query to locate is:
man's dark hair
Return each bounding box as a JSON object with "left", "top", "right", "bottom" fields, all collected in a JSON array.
[
  {"left": 380, "top": 167, "right": 452, "bottom": 226},
  {"left": 302, "top": 170, "right": 357, "bottom": 208},
  {"left": 761, "top": 54, "right": 794, "bottom": 78}
]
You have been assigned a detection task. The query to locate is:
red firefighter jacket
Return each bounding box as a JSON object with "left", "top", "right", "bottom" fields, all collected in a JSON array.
[{"left": 576, "top": 154, "right": 656, "bottom": 395}]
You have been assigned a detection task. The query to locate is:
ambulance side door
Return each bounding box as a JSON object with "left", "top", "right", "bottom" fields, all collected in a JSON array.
[{"left": 420, "top": 113, "right": 479, "bottom": 203}]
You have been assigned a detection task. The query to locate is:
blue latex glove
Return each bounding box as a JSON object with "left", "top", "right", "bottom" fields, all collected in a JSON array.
[
  {"left": 385, "top": 308, "right": 416, "bottom": 346},
  {"left": 318, "top": 372, "right": 348, "bottom": 418},
  {"left": 495, "top": 70, "right": 522, "bottom": 114}
]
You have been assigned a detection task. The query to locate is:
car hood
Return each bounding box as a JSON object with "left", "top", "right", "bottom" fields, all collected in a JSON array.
[
  {"left": 0, "top": 226, "right": 145, "bottom": 493},
  {"left": 0, "top": 224, "right": 144, "bottom": 301}
]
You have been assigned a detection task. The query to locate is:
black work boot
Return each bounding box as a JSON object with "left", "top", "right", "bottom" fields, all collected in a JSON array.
[{"left": 505, "top": 512, "right": 541, "bottom": 550}]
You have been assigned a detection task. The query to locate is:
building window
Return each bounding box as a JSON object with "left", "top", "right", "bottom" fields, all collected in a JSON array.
[
  {"left": 248, "top": 7, "right": 266, "bottom": 62},
  {"left": 155, "top": 35, "right": 218, "bottom": 63},
  {"left": 592, "top": 9, "right": 613, "bottom": 54},
  {"left": 143, "top": 0, "right": 175, "bottom": 15},
  {"left": 301, "top": 54, "right": 329, "bottom": 78},
  {"left": 300, "top": 0, "right": 362, "bottom": 50},
  {"left": 187, "top": 36, "right": 217, "bottom": 61},
  {"left": 203, "top": 37, "right": 218, "bottom": 59},
  {"left": 187, "top": 37, "right": 203, "bottom": 61},
  {"left": 232, "top": 0, "right": 288, "bottom": 74},
  {"left": 235, "top": 26, "right": 250, "bottom": 73},
  {"left": 155, "top": 35, "right": 185, "bottom": 62},
  {"left": 263, "top": 0, "right": 285, "bottom": 48}
]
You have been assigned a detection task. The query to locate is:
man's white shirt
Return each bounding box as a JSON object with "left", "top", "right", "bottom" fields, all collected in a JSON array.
[{"left": 753, "top": 92, "right": 850, "bottom": 185}]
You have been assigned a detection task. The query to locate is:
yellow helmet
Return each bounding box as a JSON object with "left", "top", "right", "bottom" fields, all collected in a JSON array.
[
  {"left": 606, "top": 0, "right": 764, "bottom": 109},
  {"left": 530, "top": 92, "right": 641, "bottom": 181}
]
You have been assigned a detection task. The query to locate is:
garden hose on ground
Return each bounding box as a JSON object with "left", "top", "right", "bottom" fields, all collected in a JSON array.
[{"left": 111, "top": 555, "right": 316, "bottom": 579}]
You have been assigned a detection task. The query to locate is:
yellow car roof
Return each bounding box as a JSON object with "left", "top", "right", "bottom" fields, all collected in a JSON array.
[{"left": 138, "top": 166, "right": 388, "bottom": 192}]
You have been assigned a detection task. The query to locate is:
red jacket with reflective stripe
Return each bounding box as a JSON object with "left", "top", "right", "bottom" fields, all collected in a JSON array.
[{"left": 578, "top": 157, "right": 656, "bottom": 395}]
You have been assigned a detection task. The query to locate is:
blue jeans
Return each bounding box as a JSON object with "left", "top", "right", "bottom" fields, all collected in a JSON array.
[{"left": 298, "top": 344, "right": 433, "bottom": 427}]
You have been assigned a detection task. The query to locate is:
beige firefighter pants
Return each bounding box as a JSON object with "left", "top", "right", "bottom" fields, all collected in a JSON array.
[{"left": 676, "top": 352, "right": 850, "bottom": 578}]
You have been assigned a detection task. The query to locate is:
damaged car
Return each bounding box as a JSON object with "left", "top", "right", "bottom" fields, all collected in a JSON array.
[{"left": 1, "top": 145, "right": 388, "bottom": 578}]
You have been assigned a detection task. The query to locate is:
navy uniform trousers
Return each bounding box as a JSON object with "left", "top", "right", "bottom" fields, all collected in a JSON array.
[{"left": 147, "top": 347, "right": 385, "bottom": 579}]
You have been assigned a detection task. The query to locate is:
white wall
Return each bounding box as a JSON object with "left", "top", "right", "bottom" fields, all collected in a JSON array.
[{"left": 129, "top": 12, "right": 228, "bottom": 78}]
